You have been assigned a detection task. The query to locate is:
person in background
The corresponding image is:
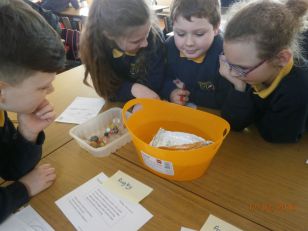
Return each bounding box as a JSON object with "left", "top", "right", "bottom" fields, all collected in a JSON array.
[
  {"left": 161, "top": 0, "right": 231, "bottom": 109},
  {"left": 221, "top": 0, "right": 236, "bottom": 7},
  {"left": 79, "top": 0, "right": 165, "bottom": 102},
  {"left": 41, "top": 0, "right": 80, "bottom": 13},
  {"left": 0, "top": 0, "right": 65, "bottom": 222},
  {"left": 23, "top": 0, "right": 62, "bottom": 34},
  {"left": 219, "top": 0, "right": 308, "bottom": 143},
  {"left": 303, "top": 28, "right": 308, "bottom": 60}
]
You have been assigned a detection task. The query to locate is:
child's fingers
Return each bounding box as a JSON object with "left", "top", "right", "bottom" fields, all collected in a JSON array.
[
  {"left": 38, "top": 111, "right": 56, "bottom": 121},
  {"left": 219, "top": 59, "right": 230, "bottom": 78},
  {"left": 179, "top": 95, "right": 189, "bottom": 103},
  {"left": 37, "top": 164, "right": 56, "bottom": 175},
  {"left": 36, "top": 103, "right": 55, "bottom": 117},
  {"left": 46, "top": 172, "right": 57, "bottom": 182},
  {"left": 35, "top": 99, "right": 50, "bottom": 111},
  {"left": 177, "top": 89, "right": 190, "bottom": 96},
  {"left": 38, "top": 163, "right": 52, "bottom": 169},
  {"left": 44, "top": 167, "right": 56, "bottom": 175}
]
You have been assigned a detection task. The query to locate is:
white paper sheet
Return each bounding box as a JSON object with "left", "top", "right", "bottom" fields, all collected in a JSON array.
[
  {"left": 0, "top": 205, "right": 54, "bottom": 231},
  {"left": 180, "top": 227, "right": 196, "bottom": 231},
  {"left": 56, "top": 173, "right": 153, "bottom": 231},
  {"left": 55, "top": 97, "right": 105, "bottom": 124},
  {"left": 200, "top": 214, "right": 243, "bottom": 231}
]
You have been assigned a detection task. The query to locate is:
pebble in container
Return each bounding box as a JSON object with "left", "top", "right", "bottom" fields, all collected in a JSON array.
[{"left": 70, "top": 107, "right": 131, "bottom": 157}]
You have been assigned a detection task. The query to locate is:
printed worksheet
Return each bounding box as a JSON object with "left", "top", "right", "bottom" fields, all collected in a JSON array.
[
  {"left": 56, "top": 173, "right": 153, "bottom": 231},
  {"left": 0, "top": 205, "right": 54, "bottom": 231},
  {"left": 55, "top": 97, "right": 105, "bottom": 124},
  {"left": 200, "top": 215, "right": 243, "bottom": 231}
]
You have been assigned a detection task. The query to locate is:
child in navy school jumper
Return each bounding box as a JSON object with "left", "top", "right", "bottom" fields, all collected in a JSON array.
[
  {"left": 161, "top": 0, "right": 231, "bottom": 109},
  {"left": 79, "top": 0, "right": 165, "bottom": 102},
  {"left": 219, "top": 0, "right": 308, "bottom": 143},
  {"left": 0, "top": 0, "right": 65, "bottom": 222}
]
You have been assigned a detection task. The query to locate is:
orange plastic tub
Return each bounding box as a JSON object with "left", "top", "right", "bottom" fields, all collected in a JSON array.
[{"left": 122, "top": 99, "right": 230, "bottom": 181}]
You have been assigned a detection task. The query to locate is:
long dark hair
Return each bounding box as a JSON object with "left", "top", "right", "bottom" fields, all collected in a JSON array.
[{"left": 80, "top": 0, "right": 162, "bottom": 99}]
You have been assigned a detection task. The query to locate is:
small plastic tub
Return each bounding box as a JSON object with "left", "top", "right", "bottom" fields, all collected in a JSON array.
[{"left": 70, "top": 107, "right": 131, "bottom": 157}]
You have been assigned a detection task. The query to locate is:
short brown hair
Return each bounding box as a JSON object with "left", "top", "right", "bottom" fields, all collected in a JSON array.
[
  {"left": 170, "top": 0, "right": 221, "bottom": 28},
  {"left": 0, "top": 0, "right": 65, "bottom": 84},
  {"left": 224, "top": 0, "right": 308, "bottom": 62}
]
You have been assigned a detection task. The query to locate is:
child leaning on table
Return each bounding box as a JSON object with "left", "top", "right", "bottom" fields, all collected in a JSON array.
[
  {"left": 219, "top": 0, "right": 308, "bottom": 143},
  {"left": 160, "top": 0, "right": 232, "bottom": 109},
  {"left": 79, "top": 0, "right": 165, "bottom": 102},
  {"left": 0, "top": 0, "right": 65, "bottom": 222}
]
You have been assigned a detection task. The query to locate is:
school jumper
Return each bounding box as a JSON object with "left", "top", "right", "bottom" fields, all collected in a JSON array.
[
  {"left": 109, "top": 29, "right": 165, "bottom": 102},
  {"left": 221, "top": 60, "right": 308, "bottom": 143},
  {"left": 0, "top": 111, "right": 44, "bottom": 222},
  {"left": 303, "top": 30, "right": 308, "bottom": 60},
  {"left": 161, "top": 34, "right": 232, "bottom": 109}
]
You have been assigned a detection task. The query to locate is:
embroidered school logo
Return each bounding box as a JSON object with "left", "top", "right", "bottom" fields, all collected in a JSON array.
[
  {"left": 198, "top": 81, "right": 215, "bottom": 91},
  {"left": 130, "top": 63, "right": 138, "bottom": 77}
]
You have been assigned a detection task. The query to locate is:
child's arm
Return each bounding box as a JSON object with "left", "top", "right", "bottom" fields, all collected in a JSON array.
[
  {"left": 0, "top": 164, "right": 56, "bottom": 223},
  {"left": 255, "top": 94, "right": 308, "bottom": 143},
  {"left": 0, "top": 181, "right": 29, "bottom": 222},
  {"left": 219, "top": 55, "right": 256, "bottom": 130},
  {"left": 1, "top": 99, "right": 54, "bottom": 180},
  {"left": 111, "top": 81, "right": 160, "bottom": 102},
  {"left": 221, "top": 88, "right": 256, "bottom": 131},
  {"left": 131, "top": 83, "right": 160, "bottom": 99}
]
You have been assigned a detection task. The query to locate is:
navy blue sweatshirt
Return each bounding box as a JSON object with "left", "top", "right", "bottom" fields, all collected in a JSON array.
[
  {"left": 41, "top": 0, "right": 80, "bottom": 13},
  {"left": 161, "top": 35, "right": 232, "bottom": 109},
  {"left": 0, "top": 111, "right": 44, "bottom": 223},
  {"left": 221, "top": 62, "right": 308, "bottom": 143},
  {"left": 109, "top": 29, "right": 165, "bottom": 102},
  {"left": 303, "top": 30, "right": 308, "bottom": 60}
]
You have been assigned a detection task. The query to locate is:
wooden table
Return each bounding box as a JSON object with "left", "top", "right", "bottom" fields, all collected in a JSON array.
[{"left": 4, "top": 66, "right": 307, "bottom": 230}]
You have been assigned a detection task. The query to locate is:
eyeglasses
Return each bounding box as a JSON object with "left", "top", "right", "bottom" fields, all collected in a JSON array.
[{"left": 219, "top": 53, "right": 266, "bottom": 77}]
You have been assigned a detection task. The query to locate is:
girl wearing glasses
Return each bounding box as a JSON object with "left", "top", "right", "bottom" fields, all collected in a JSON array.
[{"left": 219, "top": 0, "right": 308, "bottom": 143}]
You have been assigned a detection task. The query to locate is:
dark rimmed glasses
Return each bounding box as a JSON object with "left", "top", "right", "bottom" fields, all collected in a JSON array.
[{"left": 219, "top": 53, "right": 267, "bottom": 77}]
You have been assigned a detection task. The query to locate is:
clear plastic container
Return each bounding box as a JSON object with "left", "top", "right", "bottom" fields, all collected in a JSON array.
[{"left": 70, "top": 107, "right": 131, "bottom": 157}]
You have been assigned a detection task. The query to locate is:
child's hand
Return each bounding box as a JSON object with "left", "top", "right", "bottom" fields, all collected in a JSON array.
[
  {"left": 219, "top": 56, "right": 247, "bottom": 92},
  {"left": 19, "top": 164, "right": 56, "bottom": 197},
  {"left": 131, "top": 83, "right": 160, "bottom": 99},
  {"left": 170, "top": 88, "right": 190, "bottom": 105},
  {"left": 18, "top": 99, "right": 56, "bottom": 142}
]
